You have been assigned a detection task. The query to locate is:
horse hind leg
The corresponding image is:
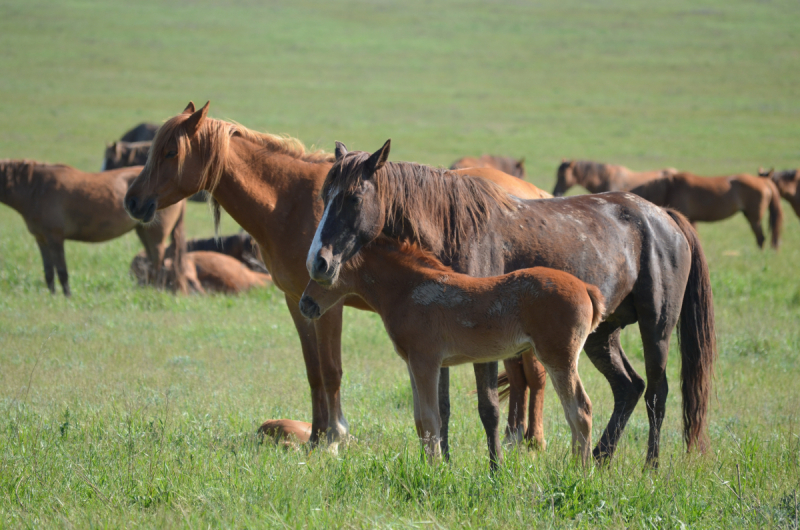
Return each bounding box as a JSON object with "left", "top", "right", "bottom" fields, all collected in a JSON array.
[
  {"left": 744, "top": 207, "right": 766, "bottom": 249},
  {"left": 473, "top": 361, "right": 502, "bottom": 470},
  {"left": 48, "top": 239, "right": 70, "bottom": 296},
  {"left": 522, "top": 351, "right": 547, "bottom": 451},
  {"left": 407, "top": 355, "right": 442, "bottom": 463},
  {"left": 502, "top": 356, "right": 529, "bottom": 448},
  {"left": 547, "top": 364, "right": 592, "bottom": 466},
  {"left": 35, "top": 237, "right": 56, "bottom": 293}
]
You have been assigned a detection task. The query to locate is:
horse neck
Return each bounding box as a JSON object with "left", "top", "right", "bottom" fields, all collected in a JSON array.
[{"left": 0, "top": 162, "right": 38, "bottom": 214}]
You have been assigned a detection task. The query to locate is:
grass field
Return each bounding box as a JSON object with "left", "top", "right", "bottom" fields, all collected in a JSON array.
[{"left": 2, "top": 0, "right": 800, "bottom": 527}]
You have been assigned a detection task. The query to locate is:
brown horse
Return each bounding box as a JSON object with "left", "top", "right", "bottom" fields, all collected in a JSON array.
[
  {"left": 553, "top": 159, "right": 677, "bottom": 196},
  {"left": 119, "top": 122, "right": 160, "bottom": 143},
  {"left": 300, "top": 237, "right": 604, "bottom": 464},
  {"left": 185, "top": 232, "right": 268, "bottom": 273},
  {"left": 630, "top": 172, "right": 783, "bottom": 249},
  {"left": 450, "top": 155, "right": 526, "bottom": 179},
  {"left": 102, "top": 140, "right": 151, "bottom": 171},
  {"left": 759, "top": 168, "right": 800, "bottom": 220},
  {"left": 122, "top": 102, "right": 550, "bottom": 456},
  {"left": 258, "top": 419, "right": 312, "bottom": 448},
  {"left": 307, "top": 140, "right": 717, "bottom": 469},
  {"left": 0, "top": 160, "right": 187, "bottom": 295}
]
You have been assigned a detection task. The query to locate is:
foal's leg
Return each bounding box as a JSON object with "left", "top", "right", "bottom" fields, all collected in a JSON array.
[
  {"left": 407, "top": 357, "right": 442, "bottom": 463},
  {"left": 502, "top": 356, "right": 528, "bottom": 448},
  {"left": 408, "top": 364, "right": 424, "bottom": 437},
  {"left": 135, "top": 225, "right": 168, "bottom": 287},
  {"left": 437, "top": 367, "right": 451, "bottom": 461},
  {"left": 284, "top": 294, "right": 328, "bottom": 446},
  {"left": 473, "top": 361, "right": 502, "bottom": 470},
  {"left": 743, "top": 206, "right": 766, "bottom": 249},
  {"left": 312, "top": 303, "right": 350, "bottom": 451},
  {"left": 583, "top": 323, "right": 645, "bottom": 463},
  {"left": 546, "top": 363, "right": 592, "bottom": 466},
  {"left": 48, "top": 239, "right": 70, "bottom": 296},
  {"left": 522, "top": 351, "right": 547, "bottom": 450},
  {"left": 35, "top": 237, "right": 55, "bottom": 293}
]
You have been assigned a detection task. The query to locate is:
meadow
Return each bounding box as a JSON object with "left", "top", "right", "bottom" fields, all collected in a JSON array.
[{"left": 1, "top": 0, "right": 799, "bottom": 527}]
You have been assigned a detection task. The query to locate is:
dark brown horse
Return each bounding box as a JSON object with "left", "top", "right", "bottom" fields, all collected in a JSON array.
[
  {"left": 450, "top": 155, "right": 526, "bottom": 179},
  {"left": 122, "top": 102, "right": 550, "bottom": 455},
  {"left": 102, "top": 141, "right": 150, "bottom": 171},
  {"left": 307, "top": 140, "right": 717, "bottom": 468},
  {"left": 119, "top": 122, "right": 160, "bottom": 143},
  {"left": 185, "top": 232, "right": 267, "bottom": 273},
  {"left": 759, "top": 168, "right": 800, "bottom": 220},
  {"left": 630, "top": 172, "right": 783, "bottom": 249},
  {"left": 0, "top": 160, "right": 187, "bottom": 295},
  {"left": 553, "top": 159, "right": 677, "bottom": 196},
  {"left": 300, "top": 237, "right": 604, "bottom": 465}
]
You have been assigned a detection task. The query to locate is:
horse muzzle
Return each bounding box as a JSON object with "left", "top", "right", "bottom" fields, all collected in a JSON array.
[
  {"left": 299, "top": 295, "right": 322, "bottom": 320},
  {"left": 125, "top": 195, "right": 157, "bottom": 223},
  {"left": 307, "top": 250, "right": 340, "bottom": 286}
]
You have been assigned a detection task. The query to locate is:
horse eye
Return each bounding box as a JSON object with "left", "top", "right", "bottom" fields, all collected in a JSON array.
[
  {"left": 165, "top": 150, "right": 177, "bottom": 159},
  {"left": 347, "top": 195, "right": 362, "bottom": 207}
]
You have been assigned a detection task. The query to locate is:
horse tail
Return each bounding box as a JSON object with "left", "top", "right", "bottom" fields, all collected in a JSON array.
[
  {"left": 490, "top": 370, "right": 512, "bottom": 402},
  {"left": 171, "top": 201, "right": 189, "bottom": 294},
  {"left": 584, "top": 283, "right": 606, "bottom": 332},
  {"left": 766, "top": 179, "right": 783, "bottom": 249},
  {"left": 665, "top": 209, "right": 717, "bottom": 453}
]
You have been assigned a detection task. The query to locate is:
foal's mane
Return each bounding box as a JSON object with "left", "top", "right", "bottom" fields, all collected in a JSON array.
[{"left": 322, "top": 151, "right": 516, "bottom": 255}]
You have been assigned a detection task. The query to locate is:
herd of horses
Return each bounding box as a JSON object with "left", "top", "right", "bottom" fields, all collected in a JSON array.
[{"left": 4, "top": 100, "right": 799, "bottom": 471}]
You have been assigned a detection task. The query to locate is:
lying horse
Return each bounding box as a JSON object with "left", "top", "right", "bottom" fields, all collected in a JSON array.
[
  {"left": 258, "top": 419, "right": 312, "bottom": 448},
  {"left": 102, "top": 140, "right": 150, "bottom": 171},
  {"left": 0, "top": 160, "right": 187, "bottom": 295},
  {"left": 307, "top": 140, "right": 716, "bottom": 469},
  {"left": 122, "top": 101, "right": 551, "bottom": 460},
  {"left": 131, "top": 250, "right": 272, "bottom": 294},
  {"left": 553, "top": 159, "right": 677, "bottom": 196},
  {"left": 630, "top": 171, "right": 783, "bottom": 249},
  {"left": 450, "top": 155, "right": 526, "bottom": 179},
  {"left": 185, "top": 232, "right": 268, "bottom": 273},
  {"left": 759, "top": 168, "right": 800, "bottom": 220},
  {"left": 301, "top": 237, "right": 604, "bottom": 465}
]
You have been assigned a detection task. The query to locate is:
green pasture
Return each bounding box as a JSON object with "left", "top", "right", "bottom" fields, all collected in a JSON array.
[{"left": 1, "top": 0, "right": 800, "bottom": 527}]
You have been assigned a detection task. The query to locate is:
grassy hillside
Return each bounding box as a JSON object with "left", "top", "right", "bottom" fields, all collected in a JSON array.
[{"left": 1, "top": 0, "right": 799, "bottom": 527}]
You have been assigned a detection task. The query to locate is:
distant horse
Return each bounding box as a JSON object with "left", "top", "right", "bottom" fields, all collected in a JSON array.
[
  {"left": 553, "top": 159, "right": 677, "bottom": 196},
  {"left": 0, "top": 160, "right": 187, "bottom": 295},
  {"left": 102, "top": 141, "right": 150, "bottom": 171},
  {"left": 450, "top": 155, "right": 526, "bottom": 179},
  {"left": 759, "top": 168, "right": 800, "bottom": 220},
  {"left": 307, "top": 140, "right": 716, "bottom": 468},
  {"left": 119, "top": 122, "right": 160, "bottom": 143},
  {"left": 185, "top": 232, "right": 268, "bottom": 273},
  {"left": 301, "top": 237, "right": 604, "bottom": 465},
  {"left": 122, "top": 101, "right": 550, "bottom": 457},
  {"left": 131, "top": 250, "right": 271, "bottom": 294},
  {"left": 258, "top": 419, "right": 312, "bottom": 448},
  {"left": 630, "top": 172, "right": 783, "bottom": 249}
]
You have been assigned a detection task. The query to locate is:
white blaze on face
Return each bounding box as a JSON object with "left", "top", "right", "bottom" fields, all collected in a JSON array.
[{"left": 306, "top": 188, "right": 338, "bottom": 273}]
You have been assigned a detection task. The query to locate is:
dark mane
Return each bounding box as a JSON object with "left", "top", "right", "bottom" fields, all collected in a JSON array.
[{"left": 321, "top": 151, "right": 517, "bottom": 256}]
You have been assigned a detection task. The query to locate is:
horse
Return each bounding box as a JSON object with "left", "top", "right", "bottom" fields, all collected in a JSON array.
[
  {"left": 450, "top": 155, "right": 526, "bottom": 179},
  {"left": 102, "top": 140, "right": 150, "bottom": 171},
  {"left": 119, "top": 122, "right": 160, "bottom": 143},
  {"left": 185, "top": 232, "right": 268, "bottom": 273},
  {"left": 0, "top": 159, "right": 187, "bottom": 295},
  {"left": 300, "top": 237, "right": 605, "bottom": 465},
  {"left": 130, "top": 250, "right": 272, "bottom": 294},
  {"left": 629, "top": 172, "right": 783, "bottom": 249},
  {"left": 258, "top": 419, "right": 312, "bottom": 449},
  {"left": 758, "top": 168, "right": 800, "bottom": 220},
  {"left": 122, "top": 102, "right": 551, "bottom": 456},
  {"left": 306, "top": 140, "right": 717, "bottom": 469},
  {"left": 553, "top": 159, "right": 677, "bottom": 196}
]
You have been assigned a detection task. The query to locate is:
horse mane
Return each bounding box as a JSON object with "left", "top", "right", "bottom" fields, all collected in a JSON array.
[
  {"left": 572, "top": 160, "right": 611, "bottom": 182},
  {"left": 146, "top": 113, "right": 334, "bottom": 233},
  {"left": 322, "top": 151, "right": 517, "bottom": 256}
]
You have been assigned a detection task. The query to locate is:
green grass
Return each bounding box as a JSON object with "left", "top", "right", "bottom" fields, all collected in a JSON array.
[{"left": 2, "top": 0, "right": 800, "bottom": 527}]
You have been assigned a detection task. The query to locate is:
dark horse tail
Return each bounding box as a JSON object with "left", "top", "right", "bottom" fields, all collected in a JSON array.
[
  {"left": 665, "top": 209, "right": 717, "bottom": 452},
  {"left": 766, "top": 179, "right": 783, "bottom": 249}
]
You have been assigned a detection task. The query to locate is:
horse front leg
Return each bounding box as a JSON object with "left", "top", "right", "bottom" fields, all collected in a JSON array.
[
  {"left": 312, "top": 302, "right": 350, "bottom": 453},
  {"left": 437, "top": 367, "right": 451, "bottom": 461},
  {"left": 48, "top": 239, "right": 70, "bottom": 297},
  {"left": 522, "top": 351, "right": 547, "bottom": 451},
  {"left": 282, "top": 294, "right": 328, "bottom": 446},
  {"left": 35, "top": 237, "right": 55, "bottom": 294},
  {"left": 408, "top": 356, "right": 442, "bottom": 464},
  {"left": 473, "top": 361, "right": 502, "bottom": 471},
  {"left": 502, "top": 356, "right": 528, "bottom": 448}
]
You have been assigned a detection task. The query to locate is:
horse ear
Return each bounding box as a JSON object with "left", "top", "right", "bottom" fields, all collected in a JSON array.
[
  {"left": 182, "top": 101, "right": 196, "bottom": 115},
  {"left": 184, "top": 101, "right": 210, "bottom": 137},
  {"left": 757, "top": 167, "right": 774, "bottom": 178},
  {"left": 561, "top": 158, "right": 567, "bottom": 163},
  {"left": 334, "top": 141, "right": 348, "bottom": 161},
  {"left": 365, "top": 139, "right": 391, "bottom": 177},
  {"left": 517, "top": 157, "right": 525, "bottom": 169}
]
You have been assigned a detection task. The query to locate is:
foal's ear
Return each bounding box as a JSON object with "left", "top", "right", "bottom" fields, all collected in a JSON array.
[
  {"left": 365, "top": 139, "right": 391, "bottom": 177},
  {"left": 334, "top": 141, "right": 348, "bottom": 161},
  {"left": 184, "top": 101, "right": 210, "bottom": 137},
  {"left": 182, "top": 101, "right": 196, "bottom": 115}
]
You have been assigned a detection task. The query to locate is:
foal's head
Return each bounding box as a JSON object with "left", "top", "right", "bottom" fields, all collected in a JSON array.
[{"left": 553, "top": 159, "right": 577, "bottom": 196}]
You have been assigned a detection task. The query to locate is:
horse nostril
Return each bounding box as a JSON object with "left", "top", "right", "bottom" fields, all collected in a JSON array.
[
  {"left": 126, "top": 196, "right": 138, "bottom": 214},
  {"left": 314, "top": 255, "right": 329, "bottom": 275}
]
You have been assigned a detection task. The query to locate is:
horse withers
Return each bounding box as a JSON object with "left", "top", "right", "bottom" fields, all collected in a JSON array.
[
  {"left": 102, "top": 141, "right": 151, "bottom": 171},
  {"left": 301, "top": 238, "right": 604, "bottom": 465},
  {"left": 450, "top": 155, "right": 526, "bottom": 179},
  {"left": 0, "top": 160, "right": 187, "bottom": 295},
  {"left": 759, "top": 168, "right": 800, "bottom": 220},
  {"left": 553, "top": 159, "right": 677, "bottom": 196}
]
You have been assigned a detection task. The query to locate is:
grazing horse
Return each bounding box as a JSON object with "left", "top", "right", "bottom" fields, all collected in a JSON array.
[
  {"left": 630, "top": 172, "right": 783, "bottom": 249},
  {"left": 306, "top": 140, "right": 717, "bottom": 468},
  {"left": 119, "top": 122, "right": 160, "bottom": 143},
  {"left": 300, "top": 237, "right": 605, "bottom": 465},
  {"left": 450, "top": 155, "right": 526, "bottom": 179},
  {"left": 759, "top": 168, "right": 800, "bottom": 220},
  {"left": 0, "top": 160, "right": 187, "bottom": 295},
  {"left": 102, "top": 140, "right": 151, "bottom": 171},
  {"left": 553, "top": 159, "right": 677, "bottom": 196},
  {"left": 122, "top": 101, "right": 550, "bottom": 454}
]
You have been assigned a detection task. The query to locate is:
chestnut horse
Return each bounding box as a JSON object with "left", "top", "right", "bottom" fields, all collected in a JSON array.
[
  {"left": 759, "top": 168, "right": 800, "bottom": 220},
  {"left": 450, "top": 155, "right": 526, "bottom": 179},
  {"left": 122, "top": 102, "right": 550, "bottom": 454},
  {"left": 307, "top": 140, "right": 717, "bottom": 468},
  {"left": 630, "top": 172, "right": 783, "bottom": 249},
  {"left": 0, "top": 160, "right": 187, "bottom": 295},
  {"left": 185, "top": 232, "right": 267, "bottom": 273},
  {"left": 553, "top": 159, "right": 677, "bottom": 196},
  {"left": 102, "top": 140, "right": 151, "bottom": 171},
  {"left": 300, "top": 237, "right": 605, "bottom": 465}
]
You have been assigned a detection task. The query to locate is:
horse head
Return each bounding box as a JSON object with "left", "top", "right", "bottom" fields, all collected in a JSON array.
[{"left": 553, "top": 159, "right": 576, "bottom": 196}]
